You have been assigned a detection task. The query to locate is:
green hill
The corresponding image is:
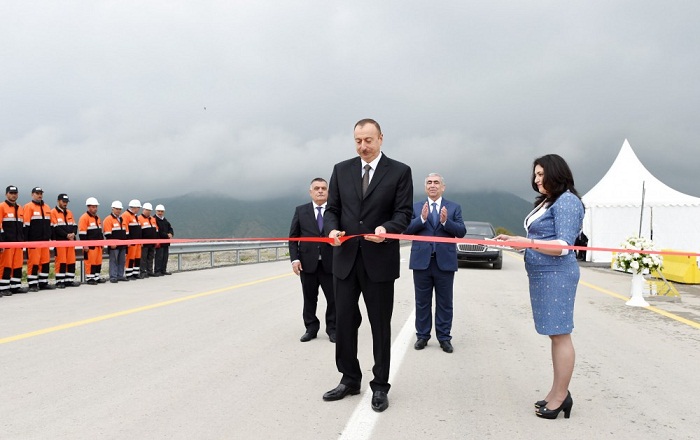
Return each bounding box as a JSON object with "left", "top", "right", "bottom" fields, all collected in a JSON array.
[
  {"left": 156, "top": 191, "right": 532, "bottom": 239},
  {"left": 448, "top": 191, "right": 533, "bottom": 235}
]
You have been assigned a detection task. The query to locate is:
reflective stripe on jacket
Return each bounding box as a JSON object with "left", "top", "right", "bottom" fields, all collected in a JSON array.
[
  {"left": 23, "top": 200, "right": 52, "bottom": 241},
  {"left": 78, "top": 212, "right": 103, "bottom": 241},
  {"left": 0, "top": 200, "right": 24, "bottom": 241},
  {"left": 51, "top": 207, "right": 78, "bottom": 240}
]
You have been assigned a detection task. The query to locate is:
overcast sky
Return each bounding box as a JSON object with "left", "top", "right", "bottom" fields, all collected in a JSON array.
[{"left": 2, "top": 1, "right": 699, "bottom": 205}]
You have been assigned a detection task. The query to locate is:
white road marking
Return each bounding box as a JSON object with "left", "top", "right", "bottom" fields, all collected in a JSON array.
[{"left": 339, "top": 308, "right": 416, "bottom": 440}]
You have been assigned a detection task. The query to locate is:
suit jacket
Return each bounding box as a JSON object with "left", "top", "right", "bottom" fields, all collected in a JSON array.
[
  {"left": 524, "top": 191, "right": 584, "bottom": 266},
  {"left": 325, "top": 153, "right": 413, "bottom": 282},
  {"left": 405, "top": 198, "right": 466, "bottom": 271},
  {"left": 289, "top": 203, "right": 333, "bottom": 273}
]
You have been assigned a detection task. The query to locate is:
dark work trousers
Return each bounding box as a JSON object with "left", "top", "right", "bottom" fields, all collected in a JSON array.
[
  {"left": 154, "top": 246, "right": 170, "bottom": 274},
  {"left": 109, "top": 247, "right": 126, "bottom": 281},
  {"left": 413, "top": 257, "right": 455, "bottom": 342},
  {"left": 140, "top": 245, "right": 156, "bottom": 275},
  {"left": 334, "top": 249, "right": 394, "bottom": 393},
  {"left": 300, "top": 263, "right": 336, "bottom": 336}
]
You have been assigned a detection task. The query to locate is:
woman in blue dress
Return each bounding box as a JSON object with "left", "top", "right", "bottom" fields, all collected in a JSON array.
[{"left": 496, "top": 154, "right": 584, "bottom": 420}]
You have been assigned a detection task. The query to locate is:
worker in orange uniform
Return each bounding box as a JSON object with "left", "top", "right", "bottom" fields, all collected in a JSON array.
[
  {"left": 103, "top": 201, "right": 128, "bottom": 283},
  {"left": 24, "top": 187, "right": 56, "bottom": 292},
  {"left": 138, "top": 202, "right": 159, "bottom": 277},
  {"left": 78, "top": 197, "right": 106, "bottom": 285},
  {"left": 51, "top": 193, "right": 80, "bottom": 289},
  {"left": 0, "top": 185, "right": 28, "bottom": 295},
  {"left": 122, "top": 199, "right": 143, "bottom": 280}
]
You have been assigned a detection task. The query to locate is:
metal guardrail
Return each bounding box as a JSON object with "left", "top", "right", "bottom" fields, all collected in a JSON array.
[
  {"left": 69, "top": 241, "right": 289, "bottom": 282},
  {"left": 168, "top": 241, "right": 290, "bottom": 271}
]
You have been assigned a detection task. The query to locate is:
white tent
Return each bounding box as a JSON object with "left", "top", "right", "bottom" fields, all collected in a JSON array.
[{"left": 582, "top": 139, "right": 700, "bottom": 263}]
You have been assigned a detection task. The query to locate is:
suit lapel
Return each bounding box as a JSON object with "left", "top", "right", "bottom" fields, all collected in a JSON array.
[
  {"left": 304, "top": 203, "right": 314, "bottom": 223},
  {"left": 363, "top": 154, "right": 389, "bottom": 199},
  {"left": 304, "top": 203, "right": 319, "bottom": 233},
  {"left": 351, "top": 158, "right": 364, "bottom": 200},
  {"left": 525, "top": 201, "right": 549, "bottom": 231}
]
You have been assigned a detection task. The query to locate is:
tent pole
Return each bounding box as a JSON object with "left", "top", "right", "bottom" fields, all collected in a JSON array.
[{"left": 638, "top": 181, "right": 646, "bottom": 237}]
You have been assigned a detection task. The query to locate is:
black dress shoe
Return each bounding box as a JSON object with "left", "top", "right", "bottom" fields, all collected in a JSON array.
[
  {"left": 414, "top": 339, "right": 428, "bottom": 350},
  {"left": 371, "top": 391, "right": 389, "bottom": 412},
  {"left": 323, "top": 384, "right": 360, "bottom": 401},
  {"left": 163, "top": 271, "right": 172, "bottom": 275},
  {"left": 329, "top": 333, "right": 336, "bottom": 343},
  {"left": 439, "top": 340, "right": 454, "bottom": 353},
  {"left": 300, "top": 332, "right": 317, "bottom": 342},
  {"left": 536, "top": 391, "right": 573, "bottom": 419}
]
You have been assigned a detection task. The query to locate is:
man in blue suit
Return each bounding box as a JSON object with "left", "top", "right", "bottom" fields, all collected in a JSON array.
[{"left": 405, "top": 173, "right": 466, "bottom": 353}]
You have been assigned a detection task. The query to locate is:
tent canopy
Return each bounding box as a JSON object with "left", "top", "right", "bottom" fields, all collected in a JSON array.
[
  {"left": 583, "top": 139, "right": 700, "bottom": 208},
  {"left": 581, "top": 140, "right": 700, "bottom": 262}
]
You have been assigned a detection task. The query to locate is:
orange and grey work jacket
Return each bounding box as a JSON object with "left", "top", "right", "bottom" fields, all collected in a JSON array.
[
  {"left": 51, "top": 207, "right": 78, "bottom": 240},
  {"left": 78, "top": 212, "right": 103, "bottom": 244},
  {"left": 0, "top": 200, "right": 24, "bottom": 242},
  {"left": 23, "top": 200, "right": 52, "bottom": 241},
  {"left": 103, "top": 213, "right": 128, "bottom": 249},
  {"left": 122, "top": 210, "right": 142, "bottom": 239},
  {"left": 139, "top": 214, "right": 158, "bottom": 240}
]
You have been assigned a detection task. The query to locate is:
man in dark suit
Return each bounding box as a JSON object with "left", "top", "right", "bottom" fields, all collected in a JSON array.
[
  {"left": 405, "top": 173, "right": 466, "bottom": 354},
  {"left": 289, "top": 177, "right": 336, "bottom": 343},
  {"left": 322, "top": 118, "right": 413, "bottom": 413}
]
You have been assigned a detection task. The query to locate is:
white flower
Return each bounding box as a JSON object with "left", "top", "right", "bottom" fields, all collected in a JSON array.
[{"left": 615, "top": 236, "right": 663, "bottom": 275}]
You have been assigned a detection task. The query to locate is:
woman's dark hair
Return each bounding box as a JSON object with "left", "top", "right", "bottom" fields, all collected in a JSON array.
[{"left": 531, "top": 154, "right": 581, "bottom": 206}]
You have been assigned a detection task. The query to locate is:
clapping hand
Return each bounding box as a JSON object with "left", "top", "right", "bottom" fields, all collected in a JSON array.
[{"left": 421, "top": 202, "right": 429, "bottom": 222}]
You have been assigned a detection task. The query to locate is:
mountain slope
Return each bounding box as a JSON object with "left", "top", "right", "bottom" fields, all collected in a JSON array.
[{"left": 156, "top": 191, "right": 532, "bottom": 238}]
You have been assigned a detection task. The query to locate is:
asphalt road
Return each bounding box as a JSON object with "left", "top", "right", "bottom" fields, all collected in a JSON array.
[{"left": 1, "top": 248, "right": 699, "bottom": 440}]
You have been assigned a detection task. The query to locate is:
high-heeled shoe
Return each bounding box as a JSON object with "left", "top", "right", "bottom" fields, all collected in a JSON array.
[
  {"left": 534, "top": 399, "right": 547, "bottom": 409},
  {"left": 535, "top": 391, "right": 572, "bottom": 419}
]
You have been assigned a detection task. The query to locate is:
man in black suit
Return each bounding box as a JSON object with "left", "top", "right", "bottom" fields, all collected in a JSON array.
[
  {"left": 322, "top": 118, "right": 413, "bottom": 413},
  {"left": 289, "top": 178, "right": 336, "bottom": 343}
]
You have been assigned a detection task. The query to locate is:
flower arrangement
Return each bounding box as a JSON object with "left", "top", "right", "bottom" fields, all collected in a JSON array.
[{"left": 615, "top": 236, "right": 663, "bottom": 274}]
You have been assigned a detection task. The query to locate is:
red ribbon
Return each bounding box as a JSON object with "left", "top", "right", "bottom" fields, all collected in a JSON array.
[{"left": 2, "top": 234, "right": 697, "bottom": 258}]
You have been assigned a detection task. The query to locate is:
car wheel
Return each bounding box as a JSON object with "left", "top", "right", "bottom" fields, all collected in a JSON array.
[{"left": 493, "top": 258, "right": 503, "bottom": 270}]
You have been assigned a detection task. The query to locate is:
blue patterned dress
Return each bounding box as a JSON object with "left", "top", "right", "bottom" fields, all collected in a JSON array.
[{"left": 524, "top": 191, "right": 584, "bottom": 335}]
